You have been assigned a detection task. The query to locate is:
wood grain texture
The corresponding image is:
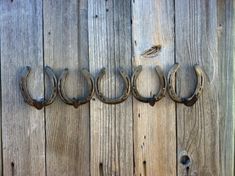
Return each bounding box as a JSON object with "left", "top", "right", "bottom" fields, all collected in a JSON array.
[
  {"left": 132, "top": 0, "right": 176, "bottom": 175},
  {"left": 175, "top": 0, "right": 234, "bottom": 175},
  {"left": 217, "top": 0, "right": 234, "bottom": 175},
  {"left": 88, "top": 0, "right": 133, "bottom": 175},
  {"left": 43, "top": 0, "right": 90, "bottom": 175},
  {"left": 0, "top": 0, "right": 45, "bottom": 175}
]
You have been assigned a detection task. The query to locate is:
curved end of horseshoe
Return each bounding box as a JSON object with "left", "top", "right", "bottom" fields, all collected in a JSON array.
[
  {"left": 19, "top": 66, "right": 34, "bottom": 106},
  {"left": 167, "top": 63, "right": 180, "bottom": 84},
  {"left": 132, "top": 65, "right": 142, "bottom": 87},
  {"left": 155, "top": 65, "right": 167, "bottom": 100},
  {"left": 81, "top": 68, "right": 95, "bottom": 101},
  {"left": 44, "top": 66, "right": 58, "bottom": 106},
  {"left": 58, "top": 68, "right": 74, "bottom": 106},
  {"left": 119, "top": 68, "right": 131, "bottom": 97},
  {"left": 184, "top": 65, "right": 204, "bottom": 106},
  {"left": 167, "top": 63, "right": 184, "bottom": 103},
  {"left": 96, "top": 68, "right": 106, "bottom": 96}
]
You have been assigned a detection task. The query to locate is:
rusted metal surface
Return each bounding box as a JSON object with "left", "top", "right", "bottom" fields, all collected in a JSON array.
[
  {"left": 95, "top": 68, "right": 131, "bottom": 104},
  {"left": 19, "top": 66, "right": 57, "bottom": 110},
  {"left": 167, "top": 63, "right": 204, "bottom": 106},
  {"left": 131, "top": 65, "right": 167, "bottom": 106},
  {"left": 58, "top": 68, "right": 95, "bottom": 108}
]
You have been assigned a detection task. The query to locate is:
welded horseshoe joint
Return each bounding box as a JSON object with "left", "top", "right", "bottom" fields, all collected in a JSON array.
[
  {"left": 95, "top": 67, "right": 131, "bottom": 104},
  {"left": 132, "top": 65, "right": 167, "bottom": 106},
  {"left": 58, "top": 68, "right": 95, "bottom": 108},
  {"left": 19, "top": 66, "right": 57, "bottom": 110},
  {"left": 167, "top": 63, "right": 204, "bottom": 106}
]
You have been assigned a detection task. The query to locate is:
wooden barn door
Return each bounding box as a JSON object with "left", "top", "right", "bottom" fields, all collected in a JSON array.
[{"left": 0, "top": 0, "right": 234, "bottom": 176}]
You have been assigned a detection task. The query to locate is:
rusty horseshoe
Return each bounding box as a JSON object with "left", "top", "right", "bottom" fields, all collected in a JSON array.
[
  {"left": 19, "top": 66, "right": 57, "bottom": 110},
  {"left": 167, "top": 63, "right": 204, "bottom": 106},
  {"left": 132, "top": 65, "right": 167, "bottom": 106},
  {"left": 58, "top": 68, "right": 95, "bottom": 108},
  {"left": 95, "top": 68, "right": 131, "bottom": 104}
]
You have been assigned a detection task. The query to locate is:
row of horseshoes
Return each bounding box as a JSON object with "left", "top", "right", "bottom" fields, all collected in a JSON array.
[{"left": 19, "top": 64, "right": 204, "bottom": 110}]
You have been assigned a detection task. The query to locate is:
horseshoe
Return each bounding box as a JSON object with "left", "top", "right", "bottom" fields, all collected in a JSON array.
[
  {"left": 95, "top": 68, "right": 131, "bottom": 104},
  {"left": 19, "top": 66, "right": 57, "bottom": 110},
  {"left": 132, "top": 65, "right": 167, "bottom": 106},
  {"left": 58, "top": 68, "right": 95, "bottom": 108},
  {"left": 167, "top": 63, "right": 204, "bottom": 106}
]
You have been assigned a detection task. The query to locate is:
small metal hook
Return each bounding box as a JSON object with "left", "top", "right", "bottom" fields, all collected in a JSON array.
[
  {"left": 132, "top": 65, "right": 167, "bottom": 106},
  {"left": 95, "top": 67, "right": 131, "bottom": 104},
  {"left": 57, "top": 68, "right": 95, "bottom": 108},
  {"left": 19, "top": 66, "right": 57, "bottom": 110},
  {"left": 167, "top": 63, "right": 204, "bottom": 106}
]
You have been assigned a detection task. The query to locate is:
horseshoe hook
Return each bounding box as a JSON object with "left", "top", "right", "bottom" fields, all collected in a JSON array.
[
  {"left": 132, "top": 65, "right": 167, "bottom": 106},
  {"left": 167, "top": 63, "right": 204, "bottom": 106},
  {"left": 19, "top": 66, "right": 57, "bottom": 110},
  {"left": 58, "top": 68, "right": 95, "bottom": 108},
  {"left": 95, "top": 68, "right": 131, "bottom": 104}
]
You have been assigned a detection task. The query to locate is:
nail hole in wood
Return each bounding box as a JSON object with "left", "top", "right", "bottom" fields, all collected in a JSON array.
[
  {"left": 99, "top": 163, "right": 103, "bottom": 176},
  {"left": 143, "top": 160, "right": 147, "bottom": 176},
  {"left": 180, "top": 154, "right": 191, "bottom": 167},
  {"left": 11, "top": 162, "right": 14, "bottom": 176}
]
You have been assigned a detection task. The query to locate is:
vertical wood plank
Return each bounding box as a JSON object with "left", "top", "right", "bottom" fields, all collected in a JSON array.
[
  {"left": 175, "top": 0, "right": 234, "bottom": 175},
  {"left": 88, "top": 0, "right": 133, "bottom": 175},
  {"left": 217, "top": 0, "right": 234, "bottom": 175},
  {"left": 0, "top": 0, "right": 45, "bottom": 175},
  {"left": 43, "top": 0, "right": 90, "bottom": 175},
  {"left": 132, "top": 0, "right": 176, "bottom": 175}
]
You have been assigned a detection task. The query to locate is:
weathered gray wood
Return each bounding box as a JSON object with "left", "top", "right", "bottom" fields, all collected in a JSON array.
[
  {"left": 175, "top": 0, "right": 234, "bottom": 175},
  {"left": 217, "top": 0, "right": 234, "bottom": 175},
  {"left": 43, "top": 0, "right": 90, "bottom": 175},
  {"left": 132, "top": 0, "right": 176, "bottom": 175},
  {"left": 0, "top": 0, "right": 45, "bottom": 175},
  {"left": 88, "top": 0, "right": 133, "bottom": 175}
]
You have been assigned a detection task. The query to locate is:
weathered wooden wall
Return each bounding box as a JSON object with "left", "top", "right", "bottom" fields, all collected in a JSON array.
[{"left": 0, "top": 0, "right": 234, "bottom": 176}]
